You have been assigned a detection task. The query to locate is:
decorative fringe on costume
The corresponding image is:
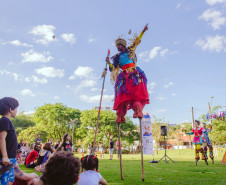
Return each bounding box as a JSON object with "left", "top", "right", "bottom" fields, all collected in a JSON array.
[
  {"left": 114, "top": 67, "right": 147, "bottom": 99},
  {"left": 110, "top": 67, "right": 120, "bottom": 85}
]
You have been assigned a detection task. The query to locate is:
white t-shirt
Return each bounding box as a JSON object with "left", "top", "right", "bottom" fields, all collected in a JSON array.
[{"left": 77, "top": 170, "right": 103, "bottom": 185}]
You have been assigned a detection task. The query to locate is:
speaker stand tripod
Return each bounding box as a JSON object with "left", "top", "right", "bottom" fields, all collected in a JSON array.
[{"left": 158, "top": 136, "right": 175, "bottom": 163}]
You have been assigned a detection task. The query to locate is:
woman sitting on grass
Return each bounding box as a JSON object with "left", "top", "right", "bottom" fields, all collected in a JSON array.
[
  {"left": 36, "top": 151, "right": 80, "bottom": 185},
  {"left": 78, "top": 155, "right": 107, "bottom": 185}
]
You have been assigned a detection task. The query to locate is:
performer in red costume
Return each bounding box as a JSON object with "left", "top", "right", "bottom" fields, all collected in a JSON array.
[{"left": 106, "top": 24, "right": 149, "bottom": 123}]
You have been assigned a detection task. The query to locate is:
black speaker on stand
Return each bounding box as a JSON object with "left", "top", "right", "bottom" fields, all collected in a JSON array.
[{"left": 158, "top": 126, "right": 175, "bottom": 163}]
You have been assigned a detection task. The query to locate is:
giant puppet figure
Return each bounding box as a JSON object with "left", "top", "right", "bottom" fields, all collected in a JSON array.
[
  {"left": 202, "top": 123, "right": 214, "bottom": 161},
  {"left": 106, "top": 24, "right": 149, "bottom": 123}
]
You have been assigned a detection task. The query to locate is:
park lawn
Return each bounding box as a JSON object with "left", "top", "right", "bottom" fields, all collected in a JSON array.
[{"left": 19, "top": 149, "right": 226, "bottom": 185}]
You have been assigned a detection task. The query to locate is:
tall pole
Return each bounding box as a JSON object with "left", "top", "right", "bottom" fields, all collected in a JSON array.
[
  {"left": 72, "top": 119, "right": 75, "bottom": 145},
  {"left": 208, "top": 102, "right": 212, "bottom": 124},
  {"left": 117, "top": 123, "right": 123, "bottom": 180},
  {"left": 139, "top": 118, "right": 145, "bottom": 181},
  {"left": 93, "top": 50, "right": 110, "bottom": 154},
  {"left": 191, "top": 107, "right": 194, "bottom": 128}
]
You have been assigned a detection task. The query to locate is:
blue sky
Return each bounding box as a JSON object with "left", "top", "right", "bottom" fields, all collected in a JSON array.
[{"left": 0, "top": 0, "right": 226, "bottom": 124}]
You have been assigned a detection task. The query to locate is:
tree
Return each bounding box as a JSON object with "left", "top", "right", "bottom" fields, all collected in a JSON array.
[
  {"left": 181, "top": 122, "right": 192, "bottom": 149},
  {"left": 151, "top": 116, "right": 165, "bottom": 154},
  {"left": 18, "top": 103, "right": 81, "bottom": 144},
  {"left": 76, "top": 109, "right": 139, "bottom": 148},
  {"left": 200, "top": 105, "right": 226, "bottom": 145},
  {"left": 11, "top": 112, "right": 35, "bottom": 135}
]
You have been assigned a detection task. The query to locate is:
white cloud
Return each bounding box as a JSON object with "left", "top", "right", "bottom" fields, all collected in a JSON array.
[
  {"left": 88, "top": 35, "right": 97, "bottom": 43},
  {"left": 149, "top": 46, "right": 162, "bottom": 60},
  {"left": 80, "top": 79, "right": 97, "bottom": 87},
  {"left": 139, "top": 47, "right": 170, "bottom": 62},
  {"left": 54, "top": 96, "right": 60, "bottom": 100},
  {"left": 176, "top": 3, "right": 181, "bottom": 9},
  {"left": 36, "top": 67, "right": 64, "bottom": 78},
  {"left": 8, "top": 61, "right": 15, "bottom": 66},
  {"left": 80, "top": 94, "right": 113, "bottom": 103},
  {"left": 171, "top": 93, "right": 177, "bottom": 96},
  {"left": 206, "top": 0, "right": 226, "bottom": 5},
  {"left": 21, "top": 49, "right": 53, "bottom": 63},
  {"left": 61, "top": 33, "right": 76, "bottom": 44},
  {"left": 148, "top": 82, "right": 157, "bottom": 94},
  {"left": 2, "top": 40, "right": 33, "bottom": 47},
  {"left": 164, "top": 81, "right": 175, "bottom": 89},
  {"left": 20, "top": 89, "right": 35, "bottom": 97},
  {"left": 24, "top": 111, "right": 35, "bottom": 115},
  {"left": 160, "top": 49, "right": 169, "bottom": 57},
  {"left": 66, "top": 85, "right": 70, "bottom": 88},
  {"left": 156, "top": 95, "right": 165, "bottom": 101},
  {"left": 138, "top": 51, "right": 148, "bottom": 60},
  {"left": 31, "top": 75, "right": 48, "bottom": 84},
  {"left": 1, "top": 69, "right": 19, "bottom": 81},
  {"left": 91, "top": 88, "right": 98, "bottom": 91},
  {"left": 156, "top": 109, "right": 167, "bottom": 113},
  {"left": 195, "top": 35, "right": 226, "bottom": 52},
  {"left": 70, "top": 66, "right": 94, "bottom": 79},
  {"left": 199, "top": 9, "right": 226, "bottom": 30},
  {"left": 30, "top": 25, "right": 56, "bottom": 45}
]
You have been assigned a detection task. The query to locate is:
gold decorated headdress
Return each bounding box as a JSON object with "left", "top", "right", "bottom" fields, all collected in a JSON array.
[{"left": 115, "top": 37, "right": 127, "bottom": 47}]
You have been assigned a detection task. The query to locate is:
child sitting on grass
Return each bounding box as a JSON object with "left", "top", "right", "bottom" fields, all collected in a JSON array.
[
  {"left": 78, "top": 155, "right": 107, "bottom": 185},
  {"left": 36, "top": 151, "right": 80, "bottom": 185}
]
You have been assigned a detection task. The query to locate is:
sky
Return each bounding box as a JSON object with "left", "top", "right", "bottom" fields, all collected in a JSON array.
[{"left": 0, "top": 0, "right": 226, "bottom": 124}]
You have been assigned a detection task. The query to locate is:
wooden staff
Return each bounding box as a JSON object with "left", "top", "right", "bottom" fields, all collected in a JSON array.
[
  {"left": 191, "top": 107, "right": 194, "bottom": 128},
  {"left": 139, "top": 118, "right": 145, "bottom": 181},
  {"left": 117, "top": 122, "right": 124, "bottom": 180},
  {"left": 93, "top": 50, "right": 110, "bottom": 154}
]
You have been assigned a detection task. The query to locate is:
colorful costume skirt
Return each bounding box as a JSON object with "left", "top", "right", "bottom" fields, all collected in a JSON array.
[
  {"left": 193, "top": 136, "right": 204, "bottom": 145},
  {"left": 113, "top": 67, "right": 149, "bottom": 110}
]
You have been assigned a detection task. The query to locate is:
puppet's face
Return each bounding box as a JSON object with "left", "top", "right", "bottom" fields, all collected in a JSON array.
[{"left": 117, "top": 43, "right": 126, "bottom": 52}]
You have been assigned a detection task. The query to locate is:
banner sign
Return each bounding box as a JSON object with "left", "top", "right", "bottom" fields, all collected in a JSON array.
[{"left": 141, "top": 112, "right": 153, "bottom": 155}]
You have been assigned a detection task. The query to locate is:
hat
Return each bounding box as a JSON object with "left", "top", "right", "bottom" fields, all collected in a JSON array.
[{"left": 115, "top": 38, "right": 127, "bottom": 47}]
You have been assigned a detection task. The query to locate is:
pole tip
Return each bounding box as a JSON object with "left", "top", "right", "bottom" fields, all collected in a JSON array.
[{"left": 142, "top": 179, "right": 144, "bottom": 182}]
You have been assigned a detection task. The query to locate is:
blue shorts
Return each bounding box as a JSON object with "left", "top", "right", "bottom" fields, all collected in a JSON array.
[{"left": 0, "top": 158, "right": 17, "bottom": 185}]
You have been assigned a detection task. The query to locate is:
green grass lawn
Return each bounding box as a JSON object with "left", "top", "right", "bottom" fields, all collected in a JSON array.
[{"left": 19, "top": 149, "right": 226, "bottom": 185}]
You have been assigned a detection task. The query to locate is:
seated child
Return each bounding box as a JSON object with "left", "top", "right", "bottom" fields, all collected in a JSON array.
[
  {"left": 78, "top": 155, "right": 107, "bottom": 185},
  {"left": 36, "top": 151, "right": 80, "bottom": 185}
]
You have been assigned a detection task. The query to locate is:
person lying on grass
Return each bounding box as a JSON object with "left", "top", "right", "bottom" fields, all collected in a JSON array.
[
  {"left": 78, "top": 155, "right": 107, "bottom": 185},
  {"left": 36, "top": 151, "right": 80, "bottom": 185}
]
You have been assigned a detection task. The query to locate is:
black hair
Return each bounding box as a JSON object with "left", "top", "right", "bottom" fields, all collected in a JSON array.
[
  {"left": 62, "top": 133, "right": 70, "bottom": 143},
  {"left": 195, "top": 120, "right": 200, "bottom": 125},
  {"left": 42, "top": 151, "right": 80, "bottom": 185},
  {"left": 0, "top": 97, "right": 19, "bottom": 116},
  {"left": 81, "top": 155, "right": 99, "bottom": 172}
]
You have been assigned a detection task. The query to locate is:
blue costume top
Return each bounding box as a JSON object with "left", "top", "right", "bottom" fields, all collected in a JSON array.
[{"left": 202, "top": 127, "right": 212, "bottom": 145}]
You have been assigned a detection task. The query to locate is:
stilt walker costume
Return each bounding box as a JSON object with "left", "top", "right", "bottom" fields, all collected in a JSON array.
[
  {"left": 187, "top": 120, "right": 206, "bottom": 164},
  {"left": 105, "top": 24, "right": 149, "bottom": 181},
  {"left": 202, "top": 123, "right": 214, "bottom": 160},
  {"left": 106, "top": 24, "right": 149, "bottom": 123}
]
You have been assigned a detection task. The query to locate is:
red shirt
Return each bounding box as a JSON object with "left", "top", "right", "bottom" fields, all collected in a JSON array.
[{"left": 25, "top": 150, "right": 39, "bottom": 165}]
